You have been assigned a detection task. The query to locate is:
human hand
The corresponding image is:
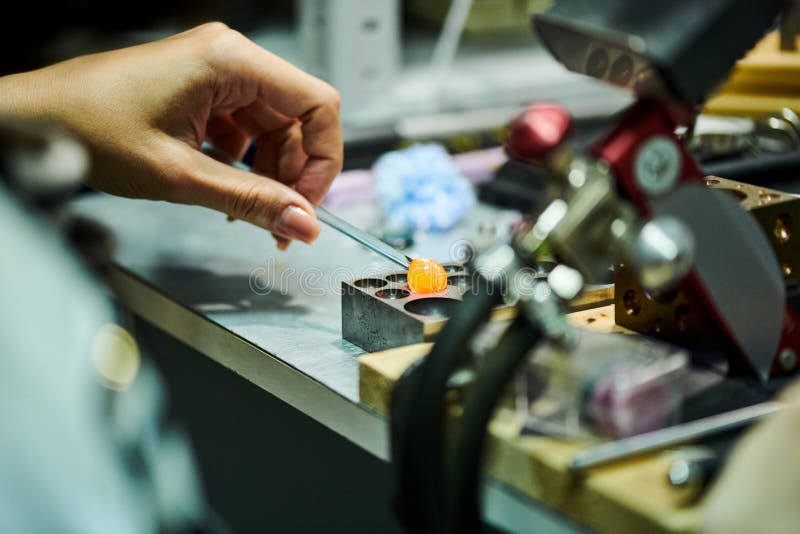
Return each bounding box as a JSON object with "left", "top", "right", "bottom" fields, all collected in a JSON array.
[
  {"left": 702, "top": 383, "right": 800, "bottom": 533},
  {"left": 0, "top": 22, "right": 342, "bottom": 247}
]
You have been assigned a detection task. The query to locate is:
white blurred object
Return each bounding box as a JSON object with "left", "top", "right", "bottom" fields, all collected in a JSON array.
[
  {"left": 0, "top": 137, "right": 209, "bottom": 531},
  {"left": 429, "top": 0, "right": 474, "bottom": 106},
  {"left": 299, "top": 0, "right": 400, "bottom": 120},
  {"left": 294, "top": 0, "right": 629, "bottom": 135}
]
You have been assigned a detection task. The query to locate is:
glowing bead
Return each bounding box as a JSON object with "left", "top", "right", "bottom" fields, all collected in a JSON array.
[{"left": 407, "top": 258, "right": 447, "bottom": 293}]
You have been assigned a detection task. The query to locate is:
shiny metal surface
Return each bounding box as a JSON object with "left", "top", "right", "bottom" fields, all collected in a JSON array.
[
  {"left": 569, "top": 401, "right": 782, "bottom": 472},
  {"left": 656, "top": 185, "right": 786, "bottom": 383},
  {"left": 107, "top": 265, "right": 390, "bottom": 459}
]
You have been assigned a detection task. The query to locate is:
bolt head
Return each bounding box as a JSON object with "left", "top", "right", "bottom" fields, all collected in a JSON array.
[
  {"left": 632, "top": 216, "right": 695, "bottom": 292},
  {"left": 634, "top": 135, "right": 681, "bottom": 197},
  {"left": 779, "top": 348, "right": 797, "bottom": 371},
  {"left": 548, "top": 264, "right": 584, "bottom": 301}
]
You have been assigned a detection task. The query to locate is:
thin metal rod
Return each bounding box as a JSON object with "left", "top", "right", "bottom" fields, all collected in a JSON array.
[
  {"left": 200, "top": 143, "right": 411, "bottom": 269},
  {"left": 315, "top": 206, "right": 412, "bottom": 269},
  {"left": 569, "top": 401, "right": 783, "bottom": 472}
]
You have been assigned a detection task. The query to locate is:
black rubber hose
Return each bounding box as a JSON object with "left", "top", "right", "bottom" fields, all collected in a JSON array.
[
  {"left": 391, "top": 275, "right": 502, "bottom": 533},
  {"left": 446, "top": 314, "right": 543, "bottom": 534}
]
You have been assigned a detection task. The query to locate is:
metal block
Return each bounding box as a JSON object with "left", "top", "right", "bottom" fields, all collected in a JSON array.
[
  {"left": 342, "top": 261, "right": 611, "bottom": 352},
  {"left": 615, "top": 177, "right": 800, "bottom": 353},
  {"left": 342, "top": 263, "right": 470, "bottom": 352}
]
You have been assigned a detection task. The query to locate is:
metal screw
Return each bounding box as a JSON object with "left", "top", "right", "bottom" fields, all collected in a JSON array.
[
  {"left": 634, "top": 136, "right": 681, "bottom": 197},
  {"left": 779, "top": 348, "right": 797, "bottom": 371},
  {"left": 668, "top": 459, "right": 693, "bottom": 488}
]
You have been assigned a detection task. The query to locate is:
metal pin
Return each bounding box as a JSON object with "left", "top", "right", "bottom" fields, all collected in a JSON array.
[
  {"left": 200, "top": 143, "right": 413, "bottom": 269},
  {"left": 569, "top": 401, "right": 782, "bottom": 472},
  {"left": 315, "top": 206, "right": 412, "bottom": 269}
]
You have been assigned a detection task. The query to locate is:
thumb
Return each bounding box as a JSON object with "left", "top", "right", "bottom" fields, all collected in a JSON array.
[
  {"left": 180, "top": 147, "right": 321, "bottom": 243},
  {"left": 778, "top": 379, "right": 800, "bottom": 403}
]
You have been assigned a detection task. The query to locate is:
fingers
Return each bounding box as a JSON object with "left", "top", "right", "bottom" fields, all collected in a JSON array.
[
  {"left": 231, "top": 102, "right": 307, "bottom": 185},
  {"left": 293, "top": 103, "right": 341, "bottom": 204},
  {"left": 232, "top": 100, "right": 292, "bottom": 136},
  {"left": 174, "top": 142, "right": 320, "bottom": 243},
  {"left": 163, "top": 21, "right": 231, "bottom": 42},
  {"left": 206, "top": 115, "right": 251, "bottom": 161},
  {"left": 207, "top": 31, "right": 343, "bottom": 204},
  {"left": 253, "top": 124, "right": 306, "bottom": 185},
  {"left": 703, "top": 401, "right": 800, "bottom": 533}
]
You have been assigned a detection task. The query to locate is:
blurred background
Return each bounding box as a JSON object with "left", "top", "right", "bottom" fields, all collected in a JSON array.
[{"left": 2, "top": 0, "right": 627, "bottom": 169}]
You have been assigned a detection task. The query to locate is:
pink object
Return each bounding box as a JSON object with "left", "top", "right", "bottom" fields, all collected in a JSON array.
[
  {"left": 588, "top": 365, "right": 675, "bottom": 437},
  {"left": 322, "top": 169, "right": 374, "bottom": 207}
]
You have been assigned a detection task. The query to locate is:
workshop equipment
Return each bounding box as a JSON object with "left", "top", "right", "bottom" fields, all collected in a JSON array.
[
  {"left": 706, "top": 2, "right": 800, "bottom": 118},
  {"left": 690, "top": 109, "right": 800, "bottom": 161},
  {"left": 520, "top": 331, "right": 688, "bottom": 439},
  {"left": 341, "top": 263, "right": 472, "bottom": 352},
  {"left": 390, "top": 1, "right": 797, "bottom": 533},
  {"left": 568, "top": 401, "right": 782, "bottom": 472},
  {"left": 528, "top": 0, "right": 799, "bottom": 383},
  {"left": 534, "top": 0, "right": 782, "bottom": 106},
  {"left": 342, "top": 260, "right": 615, "bottom": 352},
  {"left": 614, "top": 176, "right": 800, "bottom": 363}
]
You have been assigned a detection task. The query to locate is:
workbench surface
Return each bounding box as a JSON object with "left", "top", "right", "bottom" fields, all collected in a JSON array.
[{"left": 71, "top": 192, "right": 582, "bottom": 533}]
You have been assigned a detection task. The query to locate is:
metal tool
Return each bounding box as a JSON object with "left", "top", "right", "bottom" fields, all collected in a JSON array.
[
  {"left": 568, "top": 401, "right": 782, "bottom": 472},
  {"left": 522, "top": 0, "right": 800, "bottom": 382},
  {"left": 393, "top": 1, "right": 799, "bottom": 530},
  {"left": 315, "top": 205, "right": 412, "bottom": 269},
  {"left": 201, "top": 143, "right": 412, "bottom": 269},
  {"left": 214, "top": 157, "right": 412, "bottom": 268}
]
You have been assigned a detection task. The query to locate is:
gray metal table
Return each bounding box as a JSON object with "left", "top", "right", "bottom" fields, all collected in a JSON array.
[{"left": 71, "top": 193, "right": 582, "bottom": 533}]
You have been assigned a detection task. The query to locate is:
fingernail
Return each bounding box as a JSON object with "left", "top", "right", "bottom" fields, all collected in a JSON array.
[
  {"left": 273, "top": 234, "right": 291, "bottom": 251},
  {"left": 278, "top": 205, "right": 320, "bottom": 243}
]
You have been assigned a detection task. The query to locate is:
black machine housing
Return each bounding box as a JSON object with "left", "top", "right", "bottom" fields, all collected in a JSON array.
[{"left": 534, "top": 0, "right": 784, "bottom": 105}]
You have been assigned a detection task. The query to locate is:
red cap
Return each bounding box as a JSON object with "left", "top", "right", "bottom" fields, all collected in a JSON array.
[{"left": 507, "top": 102, "right": 572, "bottom": 161}]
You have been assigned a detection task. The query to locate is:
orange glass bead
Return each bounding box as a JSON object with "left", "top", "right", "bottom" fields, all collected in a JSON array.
[{"left": 407, "top": 258, "right": 448, "bottom": 293}]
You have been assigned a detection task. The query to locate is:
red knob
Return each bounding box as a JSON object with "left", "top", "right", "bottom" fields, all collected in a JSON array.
[{"left": 507, "top": 103, "right": 572, "bottom": 162}]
